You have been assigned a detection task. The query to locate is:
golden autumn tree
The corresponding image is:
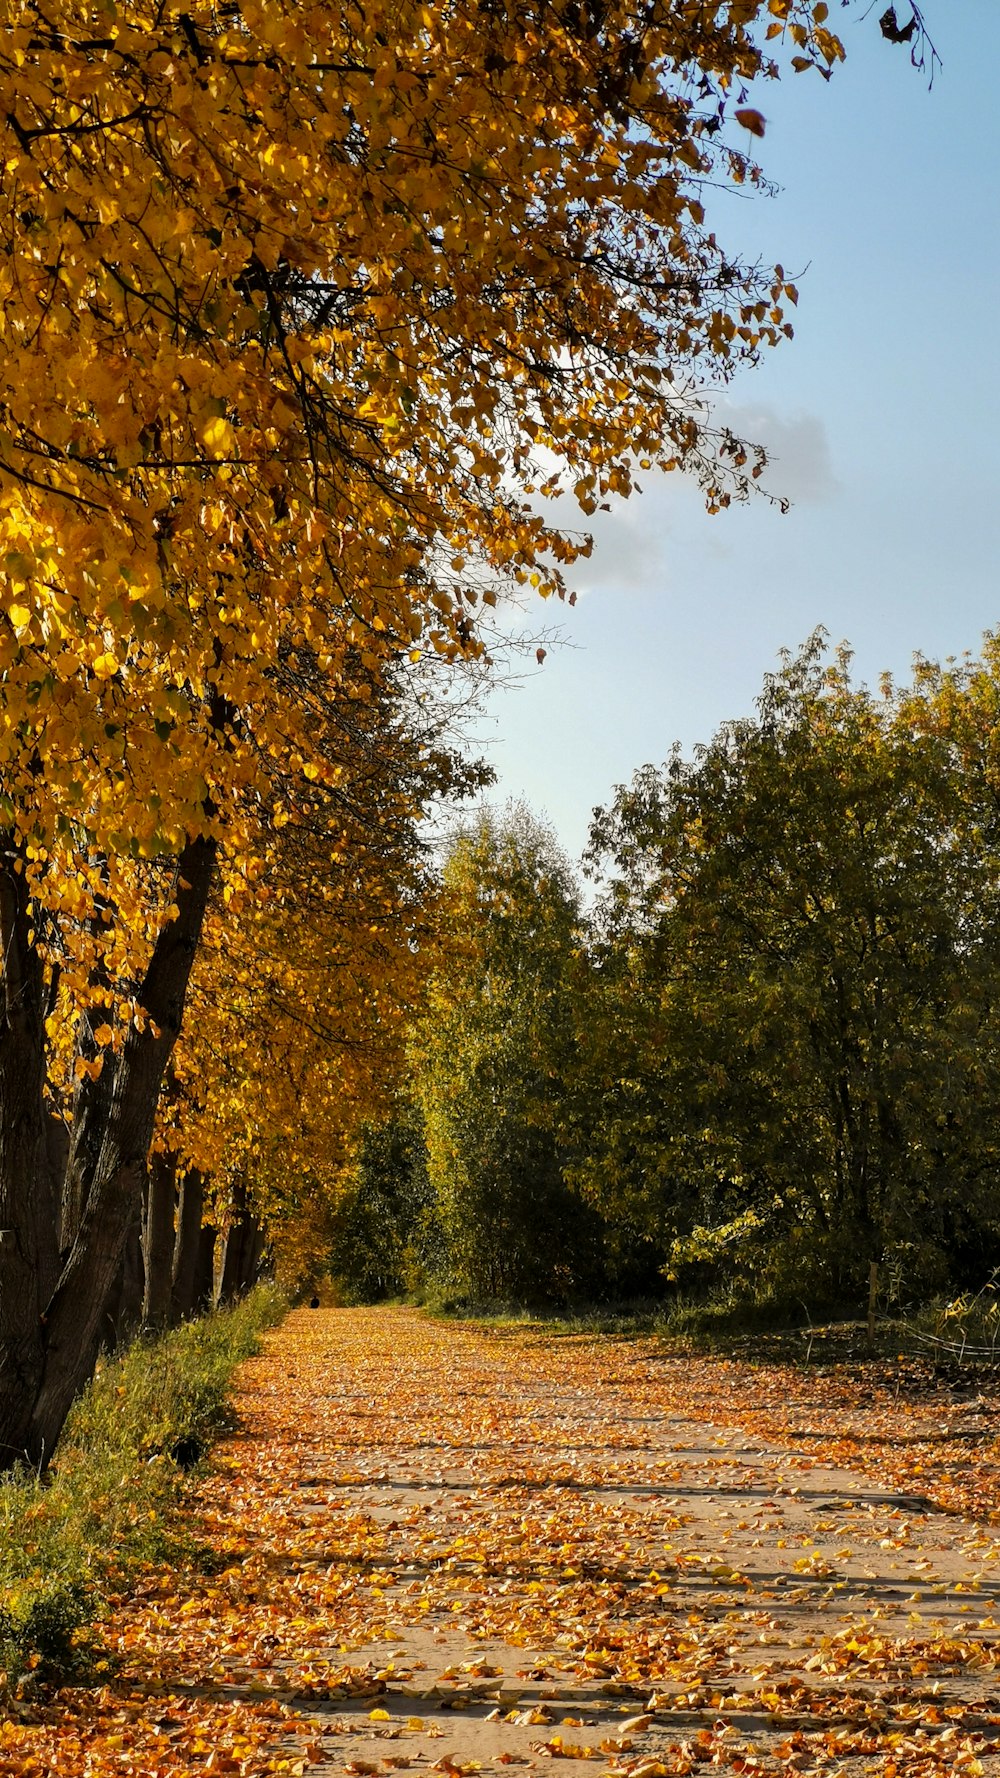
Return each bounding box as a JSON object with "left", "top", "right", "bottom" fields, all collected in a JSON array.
[
  {"left": 152, "top": 664, "right": 477, "bottom": 1320},
  {"left": 0, "top": 0, "right": 859, "bottom": 1462},
  {"left": 43, "top": 649, "right": 474, "bottom": 1328}
]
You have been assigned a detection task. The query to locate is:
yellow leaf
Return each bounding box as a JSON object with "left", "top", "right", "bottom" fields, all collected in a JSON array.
[{"left": 201, "top": 414, "right": 236, "bottom": 458}]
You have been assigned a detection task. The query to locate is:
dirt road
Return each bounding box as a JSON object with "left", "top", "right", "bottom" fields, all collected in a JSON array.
[{"left": 122, "top": 1308, "right": 1000, "bottom": 1775}]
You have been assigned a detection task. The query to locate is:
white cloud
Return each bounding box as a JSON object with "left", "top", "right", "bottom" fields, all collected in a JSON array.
[{"left": 718, "top": 401, "right": 840, "bottom": 505}]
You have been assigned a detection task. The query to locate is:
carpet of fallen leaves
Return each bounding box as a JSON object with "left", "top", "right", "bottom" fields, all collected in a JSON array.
[
  {"left": 11, "top": 1307, "right": 1000, "bottom": 1778},
  {"left": 668, "top": 1339, "right": 1000, "bottom": 1527}
]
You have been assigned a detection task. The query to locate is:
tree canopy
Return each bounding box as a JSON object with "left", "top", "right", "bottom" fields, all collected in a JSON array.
[
  {"left": 580, "top": 638, "right": 1000, "bottom": 1302},
  {"left": 409, "top": 806, "right": 594, "bottom": 1303},
  {"left": 338, "top": 637, "right": 1000, "bottom": 1317},
  {"left": 0, "top": 0, "right": 844, "bottom": 909}
]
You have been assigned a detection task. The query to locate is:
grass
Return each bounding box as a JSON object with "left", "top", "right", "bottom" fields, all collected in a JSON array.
[
  {"left": 422, "top": 1284, "right": 1000, "bottom": 1371},
  {"left": 0, "top": 1283, "right": 286, "bottom": 1691},
  {"left": 419, "top": 1286, "right": 841, "bottom": 1343}
]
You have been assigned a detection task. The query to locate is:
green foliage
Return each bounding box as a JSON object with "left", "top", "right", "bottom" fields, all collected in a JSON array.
[
  {"left": 0, "top": 1579, "right": 94, "bottom": 1690},
  {"left": 67, "top": 1284, "right": 284, "bottom": 1464},
  {"left": 410, "top": 806, "right": 602, "bottom": 1305},
  {"left": 578, "top": 634, "right": 1000, "bottom": 1307},
  {"left": 909, "top": 1276, "right": 1000, "bottom": 1359},
  {"left": 0, "top": 1285, "right": 285, "bottom": 1688},
  {"left": 331, "top": 635, "right": 1000, "bottom": 1323},
  {"left": 328, "top": 1106, "right": 437, "bottom": 1302}
]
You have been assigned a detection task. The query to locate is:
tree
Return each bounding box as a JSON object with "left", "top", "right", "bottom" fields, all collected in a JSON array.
[
  {"left": 0, "top": 0, "right": 841, "bottom": 875},
  {"left": 409, "top": 807, "right": 598, "bottom": 1302},
  {"left": 327, "top": 1103, "right": 435, "bottom": 1305},
  {"left": 2, "top": 648, "right": 474, "bottom": 1461},
  {"left": 581, "top": 638, "right": 1000, "bottom": 1305},
  {"left": 142, "top": 668, "right": 482, "bottom": 1318}
]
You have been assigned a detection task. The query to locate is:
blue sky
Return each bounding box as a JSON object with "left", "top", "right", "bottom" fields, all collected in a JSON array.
[{"left": 471, "top": 3, "right": 1000, "bottom": 863}]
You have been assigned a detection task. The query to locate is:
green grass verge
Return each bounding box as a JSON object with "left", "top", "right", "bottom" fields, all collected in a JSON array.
[
  {"left": 0, "top": 1283, "right": 286, "bottom": 1690},
  {"left": 418, "top": 1284, "right": 796, "bottom": 1336},
  {"left": 423, "top": 1286, "right": 1000, "bottom": 1384},
  {"left": 418, "top": 1290, "right": 888, "bottom": 1356}
]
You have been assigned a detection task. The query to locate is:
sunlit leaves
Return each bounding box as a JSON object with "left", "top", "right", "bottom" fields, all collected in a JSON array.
[
  {"left": 0, "top": 0, "right": 844, "bottom": 957},
  {"left": 577, "top": 636, "right": 1000, "bottom": 1301},
  {"left": 409, "top": 808, "right": 590, "bottom": 1302}
]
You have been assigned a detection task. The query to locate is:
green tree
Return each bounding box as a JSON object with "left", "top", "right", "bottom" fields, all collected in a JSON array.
[
  {"left": 580, "top": 638, "right": 1000, "bottom": 1305},
  {"left": 327, "top": 1105, "right": 436, "bottom": 1305},
  {"left": 411, "top": 807, "right": 596, "bottom": 1304}
]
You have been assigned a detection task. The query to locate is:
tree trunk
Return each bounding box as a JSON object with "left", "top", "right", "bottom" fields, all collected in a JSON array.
[
  {"left": 0, "top": 833, "right": 218, "bottom": 1469},
  {"left": 143, "top": 1150, "right": 177, "bottom": 1328},
  {"left": 192, "top": 1220, "right": 217, "bottom": 1316},
  {"left": 170, "top": 1167, "right": 208, "bottom": 1324},
  {"left": 217, "top": 1181, "right": 255, "bottom": 1306},
  {"left": 42, "top": 1116, "right": 69, "bottom": 1307},
  {"left": 61, "top": 1013, "right": 114, "bottom": 1258},
  {"left": 237, "top": 1220, "right": 267, "bottom": 1295},
  {"left": 217, "top": 1222, "right": 247, "bottom": 1307},
  {"left": 0, "top": 837, "right": 63, "bottom": 1466},
  {"left": 102, "top": 1208, "right": 146, "bottom": 1352}
]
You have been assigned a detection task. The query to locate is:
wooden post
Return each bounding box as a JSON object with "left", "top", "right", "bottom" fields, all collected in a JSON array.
[{"left": 867, "top": 1261, "right": 878, "bottom": 1351}]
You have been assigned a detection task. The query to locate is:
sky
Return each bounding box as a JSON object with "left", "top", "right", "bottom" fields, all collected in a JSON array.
[{"left": 468, "top": 2, "right": 1000, "bottom": 865}]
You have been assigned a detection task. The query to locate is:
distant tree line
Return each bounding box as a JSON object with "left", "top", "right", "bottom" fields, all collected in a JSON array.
[{"left": 329, "top": 634, "right": 1000, "bottom": 1316}]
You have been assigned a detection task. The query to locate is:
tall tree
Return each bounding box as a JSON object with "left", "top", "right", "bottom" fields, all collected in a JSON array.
[
  {"left": 7, "top": 650, "right": 473, "bottom": 1460},
  {"left": 580, "top": 639, "right": 1000, "bottom": 1304},
  {"left": 410, "top": 807, "right": 596, "bottom": 1302},
  {"left": 0, "top": 0, "right": 840, "bottom": 885}
]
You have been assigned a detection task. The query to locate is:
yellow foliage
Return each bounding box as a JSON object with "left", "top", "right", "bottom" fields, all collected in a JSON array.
[{"left": 0, "top": 0, "right": 840, "bottom": 952}]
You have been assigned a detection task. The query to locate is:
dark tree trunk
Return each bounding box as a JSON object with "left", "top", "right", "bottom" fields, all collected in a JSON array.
[
  {"left": 42, "top": 1116, "right": 68, "bottom": 1307},
  {"left": 102, "top": 1208, "right": 145, "bottom": 1352},
  {"left": 0, "top": 833, "right": 217, "bottom": 1470},
  {"left": 217, "top": 1223, "right": 247, "bottom": 1307},
  {"left": 143, "top": 1150, "right": 177, "bottom": 1328},
  {"left": 0, "top": 836, "right": 61, "bottom": 1467},
  {"left": 192, "top": 1220, "right": 217, "bottom": 1316},
  {"left": 170, "top": 1167, "right": 208, "bottom": 1324},
  {"left": 237, "top": 1220, "right": 267, "bottom": 1295},
  {"left": 217, "top": 1182, "right": 255, "bottom": 1307},
  {"left": 61, "top": 1018, "right": 114, "bottom": 1258}
]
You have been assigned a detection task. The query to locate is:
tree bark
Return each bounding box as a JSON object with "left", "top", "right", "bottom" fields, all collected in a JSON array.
[
  {"left": 217, "top": 1181, "right": 254, "bottom": 1306},
  {"left": 170, "top": 1167, "right": 207, "bottom": 1323},
  {"left": 191, "top": 1220, "right": 217, "bottom": 1316},
  {"left": 61, "top": 1015, "right": 113, "bottom": 1258},
  {"left": 6, "top": 833, "right": 217, "bottom": 1468},
  {"left": 102, "top": 1207, "right": 146, "bottom": 1351},
  {"left": 217, "top": 1222, "right": 247, "bottom": 1307},
  {"left": 143, "top": 1150, "right": 177, "bottom": 1328},
  {"left": 0, "top": 835, "right": 60, "bottom": 1467},
  {"left": 61, "top": 888, "right": 119, "bottom": 1258},
  {"left": 42, "top": 1116, "right": 68, "bottom": 1307},
  {"left": 237, "top": 1219, "right": 267, "bottom": 1295}
]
